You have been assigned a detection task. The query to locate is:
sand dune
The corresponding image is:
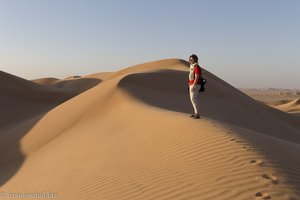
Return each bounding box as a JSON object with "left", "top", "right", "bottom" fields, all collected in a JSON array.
[
  {"left": 32, "top": 77, "right": 60, "bottom": 86},
  {"left": 1, "top": 59, "right": 300, "bottom": 200},
  {"left": 32, "top": 74, "right": 103, "bottom": 94},
  {"left": 274, "top": 98, "right": 300, "bottom": 113}
]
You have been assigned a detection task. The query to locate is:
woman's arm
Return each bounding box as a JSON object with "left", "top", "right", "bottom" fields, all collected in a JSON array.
[{"left": 191, "top": 74, "right": 199, "bottom": 92}]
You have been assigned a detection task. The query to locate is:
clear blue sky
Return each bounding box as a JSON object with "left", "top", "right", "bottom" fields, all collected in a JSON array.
[{"left": 0, "top": 0, "right": 299, "bottom": 88}]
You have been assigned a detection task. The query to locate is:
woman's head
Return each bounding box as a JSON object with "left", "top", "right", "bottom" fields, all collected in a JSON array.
[{"left": 189, "top": 54, "right": 198, "bottom": 64}]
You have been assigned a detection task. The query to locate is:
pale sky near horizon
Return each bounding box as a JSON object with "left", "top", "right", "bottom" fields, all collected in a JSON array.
[{"left": 0, "top": 0, "right": 299, "bottom": 89}]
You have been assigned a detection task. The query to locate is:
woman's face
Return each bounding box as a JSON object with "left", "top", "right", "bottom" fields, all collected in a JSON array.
[{"left": 189, "top": 57, "right": 195, "bottom": 64}]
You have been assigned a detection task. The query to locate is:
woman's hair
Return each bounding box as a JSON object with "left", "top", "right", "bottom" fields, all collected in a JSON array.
[{"left": 189, "top": 54, "right": 198, "bottom": 62}]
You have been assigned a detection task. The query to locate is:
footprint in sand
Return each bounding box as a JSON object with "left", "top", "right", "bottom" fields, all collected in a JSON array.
[
  {"left": 229, "top": 139, "right": 256, "bottom": 151},
  {"left": 230, "top": 138, "right": 244, "bottom": 143},
  {"left": 255, "top": 192, "right": 271, "bottom": 199},
  {"left": 256, "top": 174, "right": 279, "bottom": 185},
  {"left": 261, "top": 174, "right": 279, "bottom": 185},
  {"left": 242, "top": 146, "right": 256, "bottom": 152},
  {"left": 250, "top": 159, "right": 264, "bottom": 167}
]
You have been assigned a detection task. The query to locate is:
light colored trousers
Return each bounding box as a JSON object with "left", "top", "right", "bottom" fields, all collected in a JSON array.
[{"left": 189, "top": 84, "right": 200, "bottom": 114}]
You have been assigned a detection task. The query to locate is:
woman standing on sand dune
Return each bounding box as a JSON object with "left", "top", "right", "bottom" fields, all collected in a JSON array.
[{"left": 188, "top": 54, "right": 202, "bottom": 119}]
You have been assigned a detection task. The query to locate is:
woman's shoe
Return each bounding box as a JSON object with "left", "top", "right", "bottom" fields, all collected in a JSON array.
[
  {"left": 193, "top": 114, "right": 200, "bottom": 119},
  {"left": 190, "top": 113, "right": 196, "bottom": 118}
]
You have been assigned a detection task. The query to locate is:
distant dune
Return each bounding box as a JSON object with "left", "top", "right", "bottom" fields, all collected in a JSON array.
[
  {"left": 270, "top": 98, "right": 300, "bottom": 114},
  {"left": 1, "top": 60, "right": 300, "bottom": 200},
  {"left": 31, "top": 77, "right": 60, "bottom": 86},
  {"left": 240, "top": 88, "right": 300, "bottom": 116}
]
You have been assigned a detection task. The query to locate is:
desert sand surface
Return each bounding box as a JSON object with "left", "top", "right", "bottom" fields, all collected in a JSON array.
[{"left": 1, "top": 59, "right": 300, "bottom": 200}]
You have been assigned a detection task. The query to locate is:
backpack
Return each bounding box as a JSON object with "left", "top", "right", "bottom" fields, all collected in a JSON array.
[{"left": 199, "top": 78, "right": 207, "bottom": 92}]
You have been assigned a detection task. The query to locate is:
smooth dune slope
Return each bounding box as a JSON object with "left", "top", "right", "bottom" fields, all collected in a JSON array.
[{"left": 0, "top": 59, "right": 300, "bottom": 200}]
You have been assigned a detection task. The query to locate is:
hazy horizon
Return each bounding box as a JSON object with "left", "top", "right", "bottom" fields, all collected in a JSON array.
[{"left": 1, "top": 0, "right": 299, "bottom": 89}]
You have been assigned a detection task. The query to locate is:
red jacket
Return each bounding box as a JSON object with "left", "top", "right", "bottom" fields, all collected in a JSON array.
[{"left": 189, "top": 65, "right": 202, "bottom": 85}]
